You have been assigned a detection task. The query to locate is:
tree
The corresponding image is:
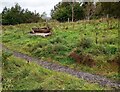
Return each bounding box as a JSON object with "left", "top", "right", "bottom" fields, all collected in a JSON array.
[
  {"left": 51, "top": 2, "right": 84, "bottom": 22},
  {"left": 2, "top": 3, "right": 41, "bottom": 25},
  {"left": 41, "top": 12, "right": 47, "bottom": 19},
  {"left": 100, "top": 2, "right": 120, "bottom": 18},
  {"left": 81, "top": 2, "right": 120, "bottom": 19},
  {"left": 82, "top": 2, "right": 97, "bottom": 20}
]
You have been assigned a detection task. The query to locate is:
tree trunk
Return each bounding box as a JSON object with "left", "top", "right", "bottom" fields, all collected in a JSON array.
[{"left": 72, "top": 2, "right": 74, "bottom": 22}]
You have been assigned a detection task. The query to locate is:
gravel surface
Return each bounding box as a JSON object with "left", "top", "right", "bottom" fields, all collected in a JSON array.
[{"left": 2, "top": 44, "right": 120, "bottom": 89}]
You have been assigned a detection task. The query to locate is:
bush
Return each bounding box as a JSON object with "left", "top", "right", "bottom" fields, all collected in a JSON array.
[
  {"left": 30, "top": 41, "right": 48, "bottom": 52},
  {"left": 52, "top": 44, "right": 67, "bottom": 52},
  {"left": 2, "top": 50, "right": 13, "bottom": 67},
  {"left": 100, "top": 37, "right": 118, "bottom": 45},
  {"left": 50, "top": 36, "right": 63, "bottom": 44},
  {"left": 92, "top": 45, "right": 118, "bottom": 55},
  {"left": 78, "top": 37, "right": 93, "bottom": 49},
  {"left": 2, "top": 50, "right": 12, "bottom": 61},
  {"left": 33, "top": 44, "right": 68, "bottom": 58},
  {"left": 107, "top": 46, "right": 118, "bottom": 54}
]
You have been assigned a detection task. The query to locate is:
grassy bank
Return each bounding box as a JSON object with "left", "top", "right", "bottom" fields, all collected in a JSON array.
[
  {"left": 2, "top": 19, "right": 119, "bottom": 80},
  {"left": 2, "top": 50, "right": 109, "bottom": 90}
]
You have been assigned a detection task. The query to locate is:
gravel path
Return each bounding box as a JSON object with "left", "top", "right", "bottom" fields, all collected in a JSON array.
[{"left": 2, "top": 44, "right": 120, "bottom": 89}]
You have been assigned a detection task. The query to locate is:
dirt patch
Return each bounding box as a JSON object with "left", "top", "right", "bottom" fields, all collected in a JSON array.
[
  {"left": 82, "top": 54, "right": 96, "bottom": 67},
  {"left": 68, "top": 51, "right": 96, "bottom": 67},
  {"left": 107, "top": 55, "right": 120, "bottom": 65}
]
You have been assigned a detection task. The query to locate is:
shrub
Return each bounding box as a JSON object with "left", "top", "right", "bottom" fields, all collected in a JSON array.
[
  {"left": 30, "top": 41, "right": 48, "bottom": 52},
  {"left": 2, "top": 50, "right": 13, "bottom": 67},
  {"left": 78, "top": 37, "right": 93, "bottom": 49},
  {"left": 33, "top": 44, "right": 68, "bottom": 58},
  {"left": 2, "top": 50, "right": 12, "bottom": 61},
  {"left": 92, "top": 45, "right": 118, "bottom": 55},
  {"left": 107, "top": 46, "right": 118, "bottom": 54},
  {"left": 107, "top": 54, "right": 120, "bottom": 64},
  {"left": 50, "top": 36, "right": 63, "bottom": 44},
  {"left": 52, "top": 44, "right": 67, "bottom": 52},
  {"left": 101, "top": 37, "right": 118, "bottom": 45}
]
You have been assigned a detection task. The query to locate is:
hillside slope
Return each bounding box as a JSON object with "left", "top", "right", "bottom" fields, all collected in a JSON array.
[{"left": 2, "top": 51, "right": 108, "bottom": 90}]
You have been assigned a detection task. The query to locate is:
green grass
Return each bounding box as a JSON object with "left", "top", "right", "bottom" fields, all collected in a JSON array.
[
  {"left": 2, "top": 19, "right": 119, "bottom": 80},
  {"left": 2, "top": 51, "right": 109, "bottom": 90}
]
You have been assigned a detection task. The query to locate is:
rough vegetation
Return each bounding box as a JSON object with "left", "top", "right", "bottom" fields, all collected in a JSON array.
[
  {"left": 1, "top": 1, "right": 120, "bottom": 91},
  {"left": 2, "top": 19, "right": 119, "bottom": 81},
  {"left": 2, "top": 50, "right": 108, "bottom": 90}
]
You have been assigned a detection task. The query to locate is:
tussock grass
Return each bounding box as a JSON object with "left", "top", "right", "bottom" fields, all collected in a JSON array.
[
  {"left": 2, "top": 19, "right": 119, "bottom": 80},
  {"left": 2, "top": 51, "right": 108, "bottom": 90}
]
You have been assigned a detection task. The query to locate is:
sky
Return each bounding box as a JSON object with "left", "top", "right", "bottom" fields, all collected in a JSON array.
[
  {"left": 0, "top": 0, "right": 62, "bottom": 17},
  {"left": 1, "top": 0, "right": 117, "bottom": 17}
]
